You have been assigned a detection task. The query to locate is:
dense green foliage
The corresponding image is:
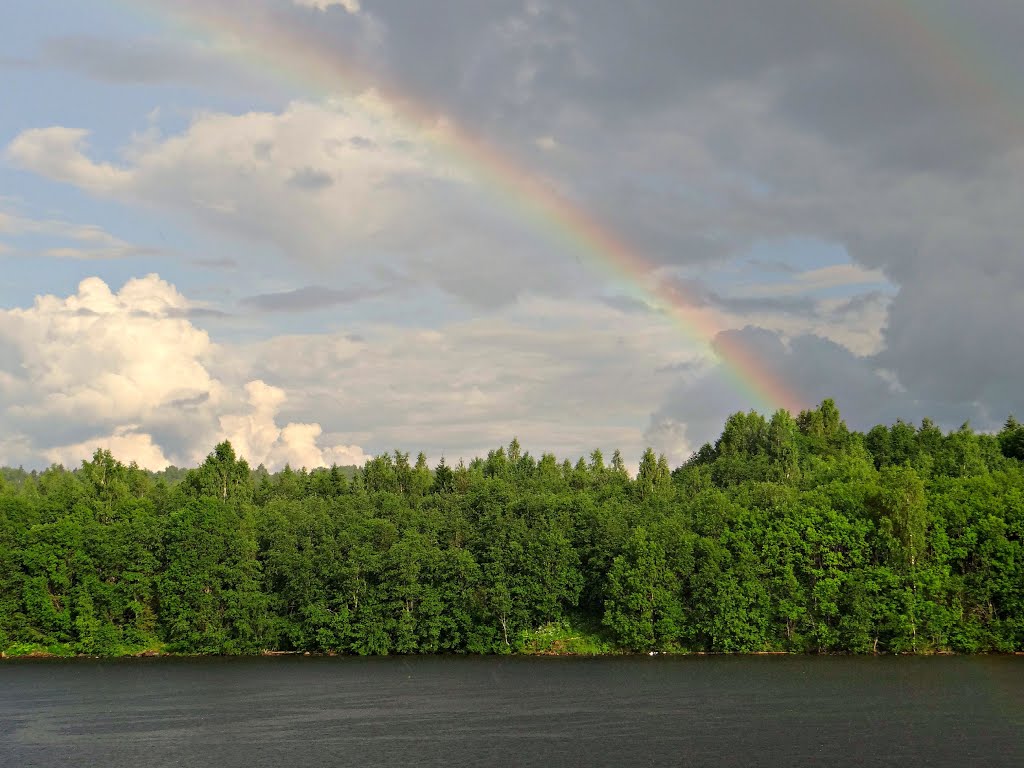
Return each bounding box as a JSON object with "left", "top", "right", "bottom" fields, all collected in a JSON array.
[{"left": 2, "top": 402, "right": 1022, "bottom": 656}]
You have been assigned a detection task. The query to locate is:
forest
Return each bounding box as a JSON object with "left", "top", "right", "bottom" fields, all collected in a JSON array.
[{"left": 1, "top": 400, "right": 1022, "bottom": 657}]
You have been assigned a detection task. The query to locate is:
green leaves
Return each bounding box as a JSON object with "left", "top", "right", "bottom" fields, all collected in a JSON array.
[
  {"left": 999, "top": 416, "right": 1024, "bottom": 462},
  {"left": 184, "top": 442, "right": 252, "bottom": 502},
  {"left": 602, "top": 527, "right": 683, "bottom": 651},
  {"left": 2, "top": 416, "right": 1024, "bottom": 657}
]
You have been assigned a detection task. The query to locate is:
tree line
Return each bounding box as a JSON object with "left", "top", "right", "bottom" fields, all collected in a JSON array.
[{"left": 1, "top": 400, "right": 1022, "bottom": 656}]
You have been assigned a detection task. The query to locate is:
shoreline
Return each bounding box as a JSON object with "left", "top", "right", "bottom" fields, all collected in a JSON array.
[{"left": 3, "top": 649, "right": 1021, "bottom": 661}]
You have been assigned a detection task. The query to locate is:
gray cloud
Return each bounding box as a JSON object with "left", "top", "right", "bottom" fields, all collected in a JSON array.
[
  {"left": 29, "top": 35, "right": 284, "bottom": 98},
  {"left": 241, "top": 285, "right": 371, "bottom": 312},
  {"left": 165, "top": 392, "right": 212, "bottom": 409},
  {"left": 39, "top": 36, "right": 215, "bottom": 84},
  {"left": 649, "top": 328, "right": 928, "bottom": 453},
  {"left": 598, "top": 294, "right": 655, "bottom": 315},
  {"left": 827, "top": 291, "right": 889, "bottom": 319},
  {"left": 287, "top": 167, "right": 334, "bottom": 191},
  {"left": 649, "top": 322, "right": 1011, "bottom": 455},
  {"left": 169, "top": 307, "right": 231, "bottom": 320},
  {"left": 642, "top": 273, "right": 827, "bottom": 322}
]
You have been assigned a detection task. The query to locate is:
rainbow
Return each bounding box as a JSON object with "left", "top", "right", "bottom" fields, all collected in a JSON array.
[{"left": 114, "top": 0, "right": 826, "bottom": 414}]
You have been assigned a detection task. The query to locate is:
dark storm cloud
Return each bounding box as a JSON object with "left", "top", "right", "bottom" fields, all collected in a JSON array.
[
  {"left": 649, "top": 326, "right": 992, "bottom": 450},
  {"left": 297, "top": 0, "right": 1024, "bottom": 428},
  {"left": 876, "top": 265, "right": 1024, "bottom": 407}
]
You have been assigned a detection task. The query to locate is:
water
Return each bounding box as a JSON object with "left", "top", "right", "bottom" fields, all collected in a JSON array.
[{"left": 1, "top": 656, "right": 1022, "bottom": 767}]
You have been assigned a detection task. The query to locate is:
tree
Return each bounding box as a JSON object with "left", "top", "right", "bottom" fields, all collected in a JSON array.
[
  {"left": 999, "top": 416, "right": 1024, "bottom": 461},
  {"left": 603, "top": 527, "right": 680, "bottom": 650},
  {"left": 184, "top": 442, "right": 252, "bottom": 502},
  {"left": 432, "top": 458, "right": 454, "bottom": 494},
  {"left": 610, "top": 450, "right": 629, "bottom": 479},
  {"left": 635, "top": 448, "right": 671, "bottom": 500},
  {"left": 797, "top": 399, "right": 848, "bottom": 455},
  {"left": 1, "top": 404, "right": 1023, "bottom": 658},
  {"left": 767, "top": 410, "right": 800, "bottom": 482},
  {"left": 410, "top": 452, "right": 432, "bottom": 497},
  {"left": 875, "top": 465, "right": 928, "bottom": 651}
]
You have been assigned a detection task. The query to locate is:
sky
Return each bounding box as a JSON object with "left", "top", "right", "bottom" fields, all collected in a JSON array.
[{"left": 1, "top": 0, "right": 1022, "bottom": 472}]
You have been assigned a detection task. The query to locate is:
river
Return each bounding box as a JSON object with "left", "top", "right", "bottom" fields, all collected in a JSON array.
[{"left": 2, "top": 656, "right": 1022, "bottom": 767}]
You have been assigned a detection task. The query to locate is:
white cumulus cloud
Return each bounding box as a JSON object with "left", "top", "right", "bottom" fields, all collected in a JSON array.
[
  {"left": 45, "top": 428, "right": 171, "bottom": 471},
  {"left": 0, "top": 275, "right": 369, "bottom": 471},
  {"left": 220, "top": 380, "right": 370, "bottom": 470}
]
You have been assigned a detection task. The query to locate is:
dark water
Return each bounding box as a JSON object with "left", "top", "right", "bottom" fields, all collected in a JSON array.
[{"left": 1, "top": 656, "right": 1023, "bottom": 767}]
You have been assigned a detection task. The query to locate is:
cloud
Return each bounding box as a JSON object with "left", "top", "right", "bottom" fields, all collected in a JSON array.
[
  {"left": 287, "top": 167, "right": 334, "bottom": 190},
  {"left": 724, "top": 263, "right": 890, "bottom": 299},
  {"left": 0, "top": 274, "right": 709, "bottom": 470},
  {"left": 46, "top": 428, "right": 171, "bottom": 471},
  {"left": 1, "top": 107, "right": 438, "bottom": 267},
  {"left": 0, "top": 206, "right": 160, "bottom": 260},
  {"left": 292, "top": 0, "right": 361, "bottom": 13},
  {"left": 347, "top": 0, "right": 1024, "bottom": 427},
  {"left": 0, "top": 276, "right": 369, "bottom": 471},
  {"left": 642, "top": 417, "right": 691, "bottom": 467},
  {"left": 648, "top": 324, "right": 1000, "bottom": 455},
  {"left": 6, "top": 100, "right": 463, "bottom": 220},
  {"left": 6, "top": 128, "right": 130, "bottom": 193},
  {"left": 38, "top": 36, "right": 235, "bottom": 86},
  {"left": 641, "top": 266, "right": 891, "bottom": 358},
  {"left": 238, "top": 292, "right": 697, "bottom": 463},
  {"left": 0, "top": 274, "right": 216, "bottom": 425},
  {"left": 30, "top": 0, "right": 380, "bottom": 92},
  {"left": 8, "top": 0, "right": 1024, "bottom": 452},
  {"left": 241, "top": 285, "right": 370, "bottom": 312},
  {"left": 219, "top": 380, "right": 370, "bottom": 470},
  {"left": 5, "top": 99, "right": 588, "bottom": 306}
]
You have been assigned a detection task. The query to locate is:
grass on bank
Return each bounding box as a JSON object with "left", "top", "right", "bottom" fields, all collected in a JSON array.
[{"left": 516, "top": 614, "right": 623, "bottom": 655}]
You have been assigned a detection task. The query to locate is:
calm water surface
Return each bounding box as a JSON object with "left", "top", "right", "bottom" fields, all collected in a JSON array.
[{"left": 1, "top": 656, "right": 1022, "bottom": 767}]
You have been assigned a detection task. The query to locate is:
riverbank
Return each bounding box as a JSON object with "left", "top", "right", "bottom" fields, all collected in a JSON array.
[
  {"left": 4, "top": 645, "right": 1020, "bottom": 660},
  {"left": 5, "top": 616, "right": 1022, "bottom": 660}
]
